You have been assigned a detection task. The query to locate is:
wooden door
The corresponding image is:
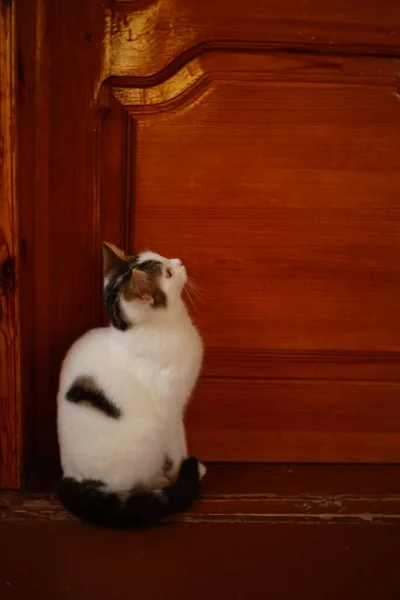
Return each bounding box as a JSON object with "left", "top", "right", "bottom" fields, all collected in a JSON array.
[{"left": 15, "top": 0, "right": 400, "bottom": 474}]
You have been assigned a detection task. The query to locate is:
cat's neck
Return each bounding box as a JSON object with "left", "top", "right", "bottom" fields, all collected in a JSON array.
[{"left": 111, "top": 296, "right": 192, "bottom": 336}]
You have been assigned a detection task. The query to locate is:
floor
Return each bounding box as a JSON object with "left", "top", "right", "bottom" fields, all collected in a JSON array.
[
  {"left": 1, "top": 520, "right": 400, "bottom": 599},
  {"left": 2, "top": 464, "right": 400, "bottom": 599}
]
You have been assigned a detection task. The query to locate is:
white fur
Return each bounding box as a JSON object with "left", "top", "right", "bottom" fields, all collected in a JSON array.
[{"left": 57, "top": 252, "right": 203, "bottom": 493}]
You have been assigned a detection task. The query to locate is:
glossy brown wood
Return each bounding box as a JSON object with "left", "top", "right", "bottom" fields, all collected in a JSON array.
[
  {"left": 13, "top": 0, "right": 400, "bottom": 476},
  {"left": 16, "top": 0, "right": 38, "bottom": 485},
  {"left": 27, "top": 461, "right": 400, "bottom": 497},
  {"left": 17, "top": 0, "right": 108, "bottom": 462},
  {"left": 20, "top": 462, "right": 400, "bottom": 524},
  {"left": 0, "top": 0, "right": 21, "bottom": 489},
  {"left": 110, "top": 0, "right": 400, "bottom": 77},
  {"left": 189, "top": 380, "right": 400, "bottom": 462},
  {"left": 100, "top": 49, "right": 400, "bottom": 461}
]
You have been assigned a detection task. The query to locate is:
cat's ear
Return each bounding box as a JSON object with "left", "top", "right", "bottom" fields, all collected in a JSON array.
[
  {"left": 131, "top": 269, "right": 153, "bottom": 303},
  {"left": 102, "top": 242, "right": 127, "bottom": 277}
]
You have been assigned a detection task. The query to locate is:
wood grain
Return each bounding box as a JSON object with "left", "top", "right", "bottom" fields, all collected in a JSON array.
[
  {"left": 0, "top": 0, "right": 21, "bottom": 489},
  {"left": 5, "top": 463, "right": 400, "bottom": 523},
  {"left": 16, "top": 0, "right": 109, "bottom": 462},
  {"left": 15, "top": 0, "right": 400, "bottom": 470},
  {"left": 110, "top": 0, "right": 400, "bottom": 78},
  {"left": 16, "top": 0, "right": 43, "bottom": 483},
  {"left": 26, "top": 461, "right": 400, "bottom": 497},
  {"left": 186, "top": 379, "right": 400, "bottom": 462},
  {"left": 100, "top": 49, "right": 400, "bottom": 462},
  {"left": 202, "top": 349, "right": 400, "bottom": 381},
  {"left": 6, "top": 464, "right": 400, "bottom": 525}
]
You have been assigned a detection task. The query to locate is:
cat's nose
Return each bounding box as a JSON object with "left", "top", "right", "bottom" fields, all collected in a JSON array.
[{"left": 170, "top": 258, "right": 182, "bottom": 268}]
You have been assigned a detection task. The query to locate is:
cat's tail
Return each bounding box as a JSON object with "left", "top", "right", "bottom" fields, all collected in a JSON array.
[{"left": 58, "top": 457, "right": 202, "bottom": 529}]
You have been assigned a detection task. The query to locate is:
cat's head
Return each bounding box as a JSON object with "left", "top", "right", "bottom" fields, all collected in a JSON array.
[{"left": 102, "top": 242, "right": 187, "bottom": 330}]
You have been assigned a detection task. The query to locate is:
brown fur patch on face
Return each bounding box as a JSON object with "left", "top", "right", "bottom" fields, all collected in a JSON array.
[
  {"left": 122, "top": 261, "right": 167, "bottom": 309},
  {"left": 123, "top": 269, "right": 151, "bottom": 301},
  {"left": 152, "top": 287, "right": 167, "bottom": 308}
]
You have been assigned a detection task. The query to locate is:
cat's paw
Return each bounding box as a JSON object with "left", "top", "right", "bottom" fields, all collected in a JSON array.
[{"left": 198, "top": 462, "right": 207, "bottom": 479}]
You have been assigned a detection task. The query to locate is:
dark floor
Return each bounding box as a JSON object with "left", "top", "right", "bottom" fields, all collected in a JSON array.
[
  {"left": 1, "top": 519, "right": 400, "bottom": 600},
  {"left": 3, "top": 464, "right": 400, "bottom": 599}
]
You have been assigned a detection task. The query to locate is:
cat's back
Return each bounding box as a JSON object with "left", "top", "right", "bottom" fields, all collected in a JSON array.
[{"left": 59, "top": 326, "right": 125, "bottom": 390}]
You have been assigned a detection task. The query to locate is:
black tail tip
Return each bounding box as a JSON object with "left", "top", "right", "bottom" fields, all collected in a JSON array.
[{"left": 179, "top": 456, "right": 201, "bottom": 480}]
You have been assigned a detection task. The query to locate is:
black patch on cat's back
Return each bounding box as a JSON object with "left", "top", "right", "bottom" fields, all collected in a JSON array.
[{"left": 66, "top": 376, "right": 122, "bottom": 419}]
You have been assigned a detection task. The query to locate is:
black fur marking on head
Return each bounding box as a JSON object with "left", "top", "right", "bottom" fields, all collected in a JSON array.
[
  {"left": 66, "top": 376, "right": 122, "bottom": 419},
  {"left": 135, "top": 260, "right": 163, "bottom": 277},
  {"left": 104, "top": 257, "right": 139, "bottom": 331}
]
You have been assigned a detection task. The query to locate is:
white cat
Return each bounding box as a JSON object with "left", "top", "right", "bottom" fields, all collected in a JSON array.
[{"left": 57, "top": 242, "right": 205, "bottom": 528}]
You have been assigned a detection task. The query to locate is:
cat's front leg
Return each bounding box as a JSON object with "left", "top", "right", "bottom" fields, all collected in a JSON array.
[
  {"left": 198, "top": 462, "right": 207, "bottom": 479},
  {"left": 176, "top": 417, "right": 188, "bottom": 460},
  {"left": 163, "top": 419, "right": 187, "bottom": 482},
  {"left": 176, "top": 419, "right": 207, "bottom": 479},
  {"left": 166, "top": 419, "right": 206, "bottom": 481}
]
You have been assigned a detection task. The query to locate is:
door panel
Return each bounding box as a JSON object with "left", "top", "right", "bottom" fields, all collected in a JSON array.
[
  {"left": 110, "top": 0, "right": 400, "bottom": 77},
  {"left": 100, "top": 49, "right": 400, "bottom": 461}
]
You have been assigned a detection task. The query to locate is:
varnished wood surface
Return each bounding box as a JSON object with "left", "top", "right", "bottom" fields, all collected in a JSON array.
[
  {"left": 110, "top": 0, "right": 400, "bottom": 78},
  {"left": 101, "top": 49, "right": 400, "bottom": 462},
  {"left": 27, "top": 462, "right": 400, "bottom": 497},
  {"left": 1, "top": 519, "right": 400, "bottom": 600},
  {"left": 13, "top": 0, "right": 400, "bottom": 475},
  {"left": 2, "top": 492, "right": 400, "bottom": 525},
  {"left": 204, "top": 463, "right": 400, "bottom": 496},
  {"left": 17, "top": 0, "right": 108, "bottom": 462},
  {"left": 11, "top": 462, "right": 400, "bottom": 525},
  {"left": 0, "top": 1, "right": 21, "bottom": 489},
  {"left": 188, "top": 381, "right": 400, "bottom": 462}
]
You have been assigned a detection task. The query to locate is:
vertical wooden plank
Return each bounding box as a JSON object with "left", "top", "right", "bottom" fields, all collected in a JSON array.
[
  {"left": 0, "top": 0, "right": 21, "bottom": 489},
  {"left": 16, "top": 0, "right": 109, "bottom": 461},
  {"left": 16, "top": 0, "right": 38, "bottom": 482}
]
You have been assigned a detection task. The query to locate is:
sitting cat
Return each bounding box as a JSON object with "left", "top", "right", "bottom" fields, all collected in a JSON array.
[{"left": 57, "top": 242, "right": 205, "bottom": 528}]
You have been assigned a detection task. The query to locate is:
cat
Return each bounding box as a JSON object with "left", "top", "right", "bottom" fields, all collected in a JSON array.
[{"left": 57, "top": 242, "right": 205, "bottom": 528}]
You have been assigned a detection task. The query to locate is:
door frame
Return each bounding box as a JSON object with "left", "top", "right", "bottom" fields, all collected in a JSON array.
[{"left": 0, "top": 0, "right": 21, "bottom": 489}]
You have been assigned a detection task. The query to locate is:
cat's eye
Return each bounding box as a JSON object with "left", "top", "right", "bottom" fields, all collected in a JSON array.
[{"left": 166, "top": 268, "right": 173, "bottom": 278}]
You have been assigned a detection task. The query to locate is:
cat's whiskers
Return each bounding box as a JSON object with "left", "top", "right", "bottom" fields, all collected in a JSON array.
[
  {"left": 188, "top": 287, "right": 205, "bottom": 303},
  {"left": 187, "top": 275, "right": 202, "bottom": 289},
  {"left": 186, "top": 285, "right": 205, "bottom": 305},
  {"left": 186, "top": 277, "right": 206, "bottom": 301},
  {"left": 184, "top": 285, "right": 199, "bottom": 312}
]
